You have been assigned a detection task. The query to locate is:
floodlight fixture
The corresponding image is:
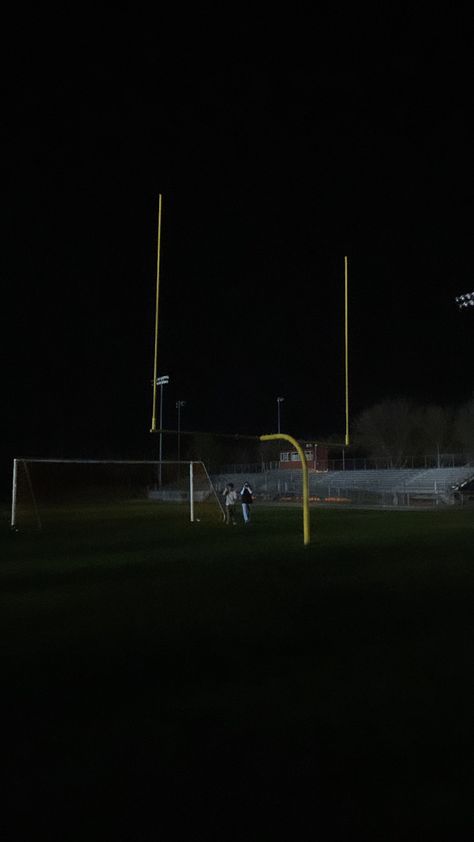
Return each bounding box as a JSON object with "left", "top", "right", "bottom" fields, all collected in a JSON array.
[{"left": 455, "top": 291, "right": 474, "bottom": 310}]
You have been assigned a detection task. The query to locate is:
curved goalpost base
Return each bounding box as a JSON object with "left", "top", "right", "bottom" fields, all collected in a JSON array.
[{"left": 260, "top": 434, "right": 311, "bottom": 546}]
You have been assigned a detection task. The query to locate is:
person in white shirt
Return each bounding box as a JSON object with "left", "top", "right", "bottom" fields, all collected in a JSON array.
[{"left": 222, "top": 483, "right": 238, "bottom": 525}]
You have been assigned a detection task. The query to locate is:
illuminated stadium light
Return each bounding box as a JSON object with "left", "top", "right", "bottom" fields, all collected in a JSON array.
[{"left": 455, "top": 290, "right": 474, "bottom": 309}]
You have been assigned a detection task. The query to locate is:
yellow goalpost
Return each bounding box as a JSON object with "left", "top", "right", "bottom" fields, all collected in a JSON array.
[
  {"left": 260, "top": 433, "right": 311, "bottom": 545},
  {"left": 150, "top": 194, "right": 163, "bottom": 434},
  {"left": 345, "top": 255, "right": 350, "bottom": 447},
  {"left": 148, "top": 198, "right": 349, "bottom": 547}
]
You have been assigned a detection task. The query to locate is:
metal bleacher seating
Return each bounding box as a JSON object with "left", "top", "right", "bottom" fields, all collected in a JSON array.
[{"left": 213, "top": 465, "right": 474, "bottom": 506}]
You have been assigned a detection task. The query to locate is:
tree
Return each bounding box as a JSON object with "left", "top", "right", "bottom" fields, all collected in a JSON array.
[
  {"left": 187, "top": 433, "right": 228, "bottom": 473},
  {"left": 353, "top": 399, "right": 417, "bottom": 466},
  {"left": 453, "top": 399, "right": 474, "bottom": 456},
  {"left": 417, "top": 404, "right": 453, "bottom": 464},
  {"left": 188, "top": 432, "right": 261, "bottom": 472}
]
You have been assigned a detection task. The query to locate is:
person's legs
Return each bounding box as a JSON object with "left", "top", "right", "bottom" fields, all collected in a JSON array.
[{"left": 242, "top": 503, "right": 250, "bottom": 523}]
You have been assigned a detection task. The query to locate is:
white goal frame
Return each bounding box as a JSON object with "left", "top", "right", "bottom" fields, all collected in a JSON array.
[{"left": 11, "top": 458, "right": 225, "bottom": 530}]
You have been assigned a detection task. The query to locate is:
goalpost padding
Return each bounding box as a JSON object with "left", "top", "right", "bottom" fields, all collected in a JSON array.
[{"left": 11, "top": 459, "right": 225, "bottom": 530}]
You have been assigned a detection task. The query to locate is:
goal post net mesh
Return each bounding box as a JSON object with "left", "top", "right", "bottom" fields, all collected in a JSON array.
[{"left": 11, "top": 459, "right": 225, "bottom": 530}]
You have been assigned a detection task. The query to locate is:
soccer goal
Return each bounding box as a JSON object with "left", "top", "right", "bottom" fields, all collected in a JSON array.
[{"left": 11, "top": 459, "right": 225, "bottom": 531}]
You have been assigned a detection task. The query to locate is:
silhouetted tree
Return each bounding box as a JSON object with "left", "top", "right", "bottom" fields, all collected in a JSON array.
[
  {"left": 353, "top": 399, "right": 417, "bottom": 466},
  {"left": 353, "top": 399, "right": 471, "bottom": 464},
  {"left": 417, "top": 404, "right": 453, "bottom": 463},
  {"left": 453, "top": 399, "right": 474, "bottom": 455}
]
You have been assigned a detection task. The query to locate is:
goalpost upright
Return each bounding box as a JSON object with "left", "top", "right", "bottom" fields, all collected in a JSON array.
[
  {"left": 345, "top": 255, "right": 350, "bottom": 447},
  {"left": 151, "top": 194, "right": 163, "bottom": 434}
]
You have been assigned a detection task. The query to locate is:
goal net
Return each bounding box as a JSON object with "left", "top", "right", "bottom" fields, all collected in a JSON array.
[{"left": 11, "top": 459, "right": 225, "bottom": 531}]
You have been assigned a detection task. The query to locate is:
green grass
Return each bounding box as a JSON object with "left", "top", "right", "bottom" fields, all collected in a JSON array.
[{"left": 1, "top": 506, "right": 473, "bottom": 841}]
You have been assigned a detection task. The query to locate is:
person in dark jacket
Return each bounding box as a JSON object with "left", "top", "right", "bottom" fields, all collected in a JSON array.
[{"left": 240, "top": 481, "right": 253, "bottom": 524}]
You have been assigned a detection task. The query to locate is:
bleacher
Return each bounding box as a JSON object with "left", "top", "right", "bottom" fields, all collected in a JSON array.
[
  {"left": 311, "top": 466, "right": 474, "bottom": 505},
  {"left": 212, "top": 465, "right": 474, "bottom": 507},
  {"left": 403, "top": 466, "right": 474, "bottom": 503},
  {"left": 315, "top": 469, "right": 419, "bottom": 493}
]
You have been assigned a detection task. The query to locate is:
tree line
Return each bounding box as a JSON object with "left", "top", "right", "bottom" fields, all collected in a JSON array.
[
  {"left": 351, "top": 397, "right": 474, "bottom": 467},
  {"left": 175, "top": 398, "right": 474, "bottom": 471}
]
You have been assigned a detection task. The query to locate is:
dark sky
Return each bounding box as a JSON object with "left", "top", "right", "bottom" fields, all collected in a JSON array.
[{"left": 2, "top": 12, "right": 473, "bottom": 477}]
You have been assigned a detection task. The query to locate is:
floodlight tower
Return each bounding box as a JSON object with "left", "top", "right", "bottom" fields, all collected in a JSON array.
[
  {"left": 154, "top": 374, "right": 169, "bottom": 486},
  {"left": 455, "top": 291, "right": 474, "bottom": 310},
  {"left": 176, "top": 400, "right": 186, "bottom": 462},
  {"left": 276, "top": 397, "right": 285, "bottom": 433}
]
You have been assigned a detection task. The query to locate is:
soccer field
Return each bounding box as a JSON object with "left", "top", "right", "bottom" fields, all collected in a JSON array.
[{"left": 1, "top": 506, "right": 472, "bottom": 840}]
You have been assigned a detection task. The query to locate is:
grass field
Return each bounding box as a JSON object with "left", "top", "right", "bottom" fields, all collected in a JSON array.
[{"left": 1, "top": 504, "right": 473, "bottom": 841}]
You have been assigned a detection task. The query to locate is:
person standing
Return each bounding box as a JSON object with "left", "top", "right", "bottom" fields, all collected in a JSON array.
[
  {"left": 222, "top": 483, "right": 238, "bottom": 525},
  {"left": 240, "top": 481, "right": 254, "bottom": 524}
]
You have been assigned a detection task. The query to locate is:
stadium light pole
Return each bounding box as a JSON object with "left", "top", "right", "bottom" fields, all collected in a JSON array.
[
  {"left": 176, "top": 401, "right": 186, "bottom": 462},
  {"left": 455, "top": 290, "right": 474, "bottom": 310},
  {"left": 155, "top": 375, "right": 169, "bottom": 486},
  {"left": 277, "top": 397, "right": 285, "bottom": 433}
]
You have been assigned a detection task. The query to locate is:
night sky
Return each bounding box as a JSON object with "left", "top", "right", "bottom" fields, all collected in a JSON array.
[{"left": 2, "top": 12, "right": 473, "bottom": 483}]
